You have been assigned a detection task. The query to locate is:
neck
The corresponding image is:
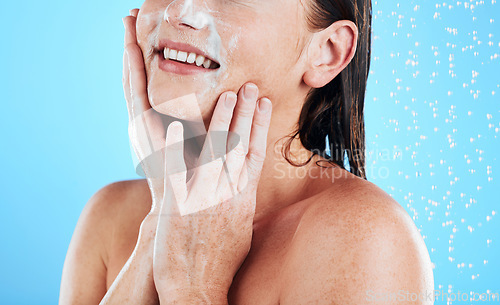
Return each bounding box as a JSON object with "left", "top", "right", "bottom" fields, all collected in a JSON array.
[{"left": 252, "top": 90, "right": 324, "bottom": 223}]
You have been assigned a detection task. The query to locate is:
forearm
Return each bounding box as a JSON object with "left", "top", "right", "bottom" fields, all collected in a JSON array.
[{"left": 100, "top": 218, "right": 159, "bottom": 305}]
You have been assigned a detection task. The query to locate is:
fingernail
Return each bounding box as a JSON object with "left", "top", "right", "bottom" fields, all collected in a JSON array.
[
  {"left": 170, "top": 121, "right": 183, "bottom": 132},
  {"left": 225, "top": 93, "right": 237, "bottom": 109},
  {"left": 258, "top": 98, "right": 272, "bottom": 114},
  {"left": 243, "top": 83, "right": 258, "bottom": 100},
  {"left": 129, "top": 9, "right": 134, "bottom": 15}
]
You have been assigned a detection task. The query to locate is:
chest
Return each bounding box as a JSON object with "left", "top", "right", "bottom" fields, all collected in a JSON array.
[
  {"left": 228, "top": 212, "right": 301, "bottom": 305},
  {"left": 106, "top": 208, "right": 303, "bottom": 304}
]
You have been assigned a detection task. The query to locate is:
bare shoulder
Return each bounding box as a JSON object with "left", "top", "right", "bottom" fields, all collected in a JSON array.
[
  {"left": 302, "top": 176, "right": 414, "bottom": 233},
  {"left": 90, "top": 179, "right": 151, "bottom": 214},
  {"left": 88, "top": 179, "right": 152, "bottom": 285},
  {"left": 59, "top": 179, "right": 151, "bottom": 304},
  {"left": 80, "top": 179, "right": 152, "bottom": 247},
  {"left": 279, "top": 176, "right": 434, "bottom": 304}
]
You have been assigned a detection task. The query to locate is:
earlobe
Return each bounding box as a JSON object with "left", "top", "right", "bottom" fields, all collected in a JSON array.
[{"left": 303, "top": 20, "right": 358, "bottom": 89}]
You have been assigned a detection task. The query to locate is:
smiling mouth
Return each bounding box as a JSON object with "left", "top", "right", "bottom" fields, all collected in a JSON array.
[{"left": 159, "top": 47, "right": 221, "bottom": 70}]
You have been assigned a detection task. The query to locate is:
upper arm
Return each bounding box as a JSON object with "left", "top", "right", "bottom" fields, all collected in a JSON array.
[
  {"left": 59, "top": 182, "right": 121, "bottom": 305},
  {"left": 279, "top": 184, "right": 434, "bottom": 305}
]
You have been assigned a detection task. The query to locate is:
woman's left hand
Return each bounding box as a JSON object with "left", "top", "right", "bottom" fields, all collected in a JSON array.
[{"left": 153, "top": 84, "right": 272, "bottom": 303}]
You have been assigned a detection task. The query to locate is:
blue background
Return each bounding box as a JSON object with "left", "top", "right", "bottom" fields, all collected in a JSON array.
[{"left": 0, "top": 0, "right": 498, "bottom": 304}]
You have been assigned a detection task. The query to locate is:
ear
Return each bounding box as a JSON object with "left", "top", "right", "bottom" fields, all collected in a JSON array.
[{"left": 303, "top": 20, "right": 358, "bottom": 88}]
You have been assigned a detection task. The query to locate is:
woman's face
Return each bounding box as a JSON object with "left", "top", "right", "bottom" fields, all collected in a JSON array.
[{"left": 136, "top": 0, "right": 311, "bottom": 122}]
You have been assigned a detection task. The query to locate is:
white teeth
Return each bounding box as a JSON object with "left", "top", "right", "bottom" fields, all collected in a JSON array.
[
  {"left": 187, "top": 52, "right": 197, "bottom": 64},
  {"left": 203, "top": 58, "right": 212, "bottom": 69},
  {"left": 195, "top": 55, "right": 205, "bottom": 67},
  {"left": 162, "top": 47, "right": 216, "bottom": 69},
  {"left": 176, "top": 51, "right": 188, "bottom": 62},
  {"left": 168, "top": 49, "right": 178, "bottom": 60}
]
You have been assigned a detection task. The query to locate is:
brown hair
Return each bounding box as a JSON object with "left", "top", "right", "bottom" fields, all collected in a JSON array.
[{"left": 282, "top": 0, "right": 372, "bottom": 179}]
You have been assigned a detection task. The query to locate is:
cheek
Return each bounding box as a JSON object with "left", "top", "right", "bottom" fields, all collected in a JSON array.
[
  {"left": 230, "top": 27, "right": 300, "bottom": 94},
  {"left": 232, "top": 7, "right": 302, "bottom": 70},
  {"left": 136, "top": 10, "right": 164, "bottom": 50}
]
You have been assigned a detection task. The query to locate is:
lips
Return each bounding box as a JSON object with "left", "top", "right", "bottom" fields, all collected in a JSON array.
[{"left": 156, "top": 39, "right": 220, "bottom": 72}]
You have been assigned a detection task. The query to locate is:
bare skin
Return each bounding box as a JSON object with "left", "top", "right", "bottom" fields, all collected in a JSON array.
[
  {"left": 61, "top": 170, "right": 434, "bottom": 304},
  {"left": 59, "top": 1, "right": 434, "bottom": 304}
]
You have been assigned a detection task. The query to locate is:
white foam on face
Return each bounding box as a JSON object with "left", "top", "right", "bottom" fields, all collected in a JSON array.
[
  {"left": 163, "top": 0, "right": 223, "bottom": 65},
  {"left": 139, "top": 11, "right": 163, "bottom": 56},
  {"left": 140, "top": 11, "right": 165, "bottom": 104},
  {"left": 145, "top": 1, "right": 242, "bottom": 121}
]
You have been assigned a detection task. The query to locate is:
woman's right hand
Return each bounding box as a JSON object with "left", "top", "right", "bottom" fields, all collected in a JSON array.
[
  {"left": 99, "top": 9, "right": 164, "bottom": 305},
  {"left": 123, "top": 9, "right": 167, "bottom": 215}
]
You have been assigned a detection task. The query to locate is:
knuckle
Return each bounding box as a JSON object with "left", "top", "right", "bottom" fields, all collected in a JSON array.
[
  {"left": 124, "top": 44, "right": 139, "bottom": 57},
  {"left": 130, "top": 90, "right": 146, "bottom": 101},
  {"left": 209, "top": 139, "right": 227, "bottom": 159},
  {"left": 212, "top": 147, "right": 226, "bottom": 159},
  {"left": 123, "top": 16, "right": 136, "bottom": 29},
  {"left": 213, "top": 114, "right": 229, "bottom": 126},
  {"left": 231, "top": 142, "right": 248, "bottom": 158},
  {"left": 227, "top": 133, "right": 240, "bottom": 149},
  {"left": 253, "top": 116, "right": 269, "bottom": 129},
  {"left": 238, "top": 106, "right": 256, "bottom": 117},
  {"left": 124, "top": 44, "right": 133, "bottom": 54},
  {"left": 249, "top": 149, "right": 266, "bottom": 164}
]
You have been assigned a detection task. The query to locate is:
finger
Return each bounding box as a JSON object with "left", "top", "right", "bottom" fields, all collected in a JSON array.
[
  {"left": 130, "top": 8, "right": 140, "bottom": 17},
  {"left": 216, "top": 140, "right": 244, "bottom": 200},
  {"left": 238, "top": 98, "right": 272, "bottom": 193},
  {"left": 123, "top": 15, "right": 138, "bottom": 47},
  {"left": 164, "top": 121, "right": 188, "bottom": 209},
  {"left": 122, "top": 50, "right": 132, "bottom": 118},
  {"left": 202, "top": 92, "right": 237, "bottom": 162},
  {"left": 122, "top": 16, "right": 133, "bottom": 117},
  {"left": 192, "top": 92, "right": 237, "bottom": 194},
  {"left": 126, "top": 45, "right": 150, "bottom": 118},
  {"left": 126, "top": 41, "right": 166, "bottom": 176},
  {"left": 224, "top": 83, "right": 259, "bottom": 189},
  {"left": 123, "top": 13, "right": 147, "bottom": 120},
  {"left": 230, "top": 83, "right": 259, "bottom": 153}
]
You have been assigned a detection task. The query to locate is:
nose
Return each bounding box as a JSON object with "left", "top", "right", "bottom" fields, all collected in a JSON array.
[{"left": 164, "top": 0, "right": 209, "bottom": 30}]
